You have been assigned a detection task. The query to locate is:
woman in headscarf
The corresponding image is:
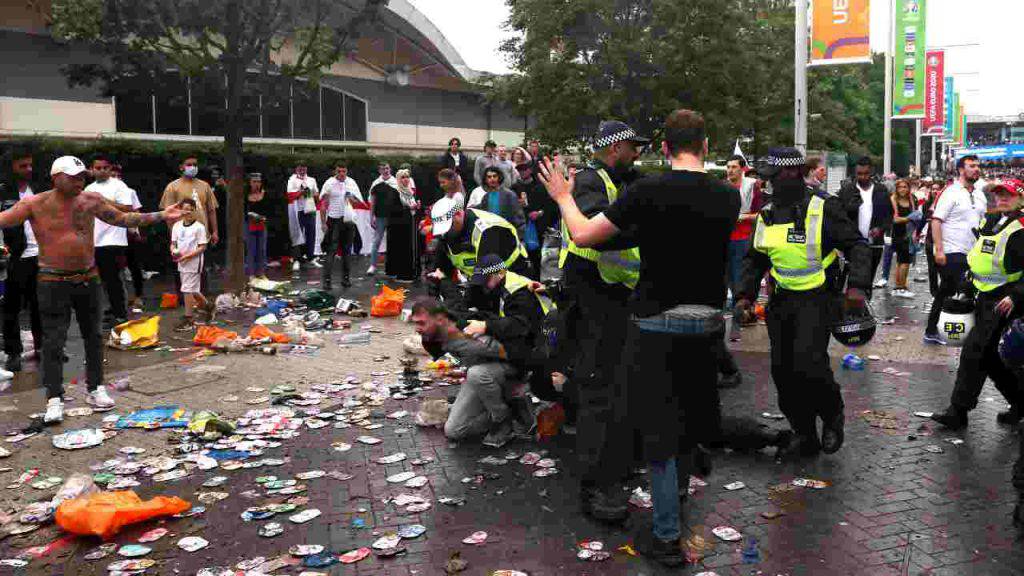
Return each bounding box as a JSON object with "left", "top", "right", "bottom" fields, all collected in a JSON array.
[{"left": 386, "top": 169, "right": 420, "bottom": 282}]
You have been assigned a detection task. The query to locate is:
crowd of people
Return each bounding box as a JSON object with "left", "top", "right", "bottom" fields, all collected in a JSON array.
[{"left": 5, "top": 107, "right": 1024, "bottom": 566}]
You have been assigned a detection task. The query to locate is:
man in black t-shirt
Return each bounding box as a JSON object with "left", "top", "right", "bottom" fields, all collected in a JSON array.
[{"left": 540, "top": 109, "right": 737, "bottom": 568}]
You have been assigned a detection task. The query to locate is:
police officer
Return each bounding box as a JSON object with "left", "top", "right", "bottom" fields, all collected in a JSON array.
[
  {"left": 930, "top": 179, "right": 1024, "bottom": 430},
  {"left": 558, "top": 120, "right": 644, "bottom": 523},
  {"left": 736, "top": 148, "right": 871, "bottom": 459}
]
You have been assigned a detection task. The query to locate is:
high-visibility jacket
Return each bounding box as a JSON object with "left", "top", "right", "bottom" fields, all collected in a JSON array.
[
  {"left": 447, "top": 209, "right": 527, "bottom": 276},
  {"left": 500, "top": 271, "right": 555, "bottom": 318},
  {"left": 752, "top": 195, "right": 838, "bottom": 291},
  {"left": 968, "top": 215, "right": 1024, "bottom": 292},
  {"left": 559, "top": 168, "right": 641, "bottom": 289}
]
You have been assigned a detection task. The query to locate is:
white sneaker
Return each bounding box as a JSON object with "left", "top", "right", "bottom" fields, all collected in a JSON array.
[
  {"left": 292, "top": 260, "right": 301, "bottom": 272},
  {"left": 310, "top": 259, "right": 323, "bottom": 269},
  {"left": 44, "top": 398, "right": 64, "bottom": 424},
  {"left": 367, "top": 265, "right": 376, "bottom": 275},
  {"left": 86, "top": 386, "right": 115, "bottom": 410},
  {"left": 873, "top": 279, "right": 888, "bottom": 288},
  {"left": 896, "top": 289, "right": 916, "bottom": 299},
  {"left": 0, "top": 367, "right": 12, "bottom": 381}
]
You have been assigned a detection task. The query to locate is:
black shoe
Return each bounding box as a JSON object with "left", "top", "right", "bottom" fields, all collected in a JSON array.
[
  {"left": 341, "top": 278, "right": 352, "bottom": 288},
  {"left": 775, "top": 433, "right": 820, "bottom": 461},
  {"left": 634, "top": 532, "right": 684, "bottom": 568},
  {"left": 718, "top": 371, "right": 742, "bottom": 389},
  {"left": 931, "top": 406, "right": 968, "bottom": 430},
  {"left": 5, "top": 355, "right": 22, "bottom": 373},
  {"left": 821, "top": 413, "right": 845, "bottom": 454},
  {"left": 482, "top": 419, "right": 513, "bottom": 448},
  {"left": 997, "top": 406, "right": 1023, "bottom": 425},
  {"left": 580, "top": 486, "right": 629, "bottom": 524},
  {"left": 692, "top": 445, "right": 713, "bottom": 477}
]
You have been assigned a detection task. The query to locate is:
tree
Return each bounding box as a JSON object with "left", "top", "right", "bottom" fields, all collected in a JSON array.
[
  {"left": 493, "top": 0, "right": 796, "bottom": 156},
  {"left": 50, "top": 0, "right": 386, "bottom": 290}
]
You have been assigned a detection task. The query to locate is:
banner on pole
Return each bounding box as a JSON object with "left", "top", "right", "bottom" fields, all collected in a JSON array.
[
  {"left": 923, "top": 51, "right": 944, "bottom": 135},
  {"left": 809, "top": 0, "right": 871, "bottom": 66},
  {"left": 892, "top": 0, "right": 927, "bottom": 118},
  {"left": 943, "top": 77, "right": 954, "bottom": 136}
]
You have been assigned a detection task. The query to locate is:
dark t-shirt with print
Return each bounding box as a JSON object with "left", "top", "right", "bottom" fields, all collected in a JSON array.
[{"left": 604, "top": 170, "right": 740, "bottom": 316}]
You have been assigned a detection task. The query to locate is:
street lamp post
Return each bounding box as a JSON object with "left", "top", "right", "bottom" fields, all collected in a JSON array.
[{"left": 794, "top": 0, "right": 808, "bottom": 154}]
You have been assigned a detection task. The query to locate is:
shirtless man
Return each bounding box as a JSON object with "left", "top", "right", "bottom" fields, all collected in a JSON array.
[{"left": 0, "top": 156, "right": 184, "bottom": 423}]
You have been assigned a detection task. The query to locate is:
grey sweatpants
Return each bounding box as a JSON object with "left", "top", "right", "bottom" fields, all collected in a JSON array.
[{"left": 444, "top": 362, "right": 516, "bottom": 440}]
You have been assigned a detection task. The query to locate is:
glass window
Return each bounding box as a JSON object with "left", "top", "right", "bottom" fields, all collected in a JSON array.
[
  {"left": 322, "top": 88, "right": 343, "bottom": 141},
  {"left": 191, "top": 74, "right": 225, "bottom": 136},
  {"left": 292, "top": 81, "right": 320, "bottom": 139},
  {"left": 154, "top": 72, "right": 189, "bottom": 135},
  {"left": 112, "top": 74, "right": 153, "bottom": 133},
  {"left": 344, "top": 95, "right": 366, "bottom": 141}
]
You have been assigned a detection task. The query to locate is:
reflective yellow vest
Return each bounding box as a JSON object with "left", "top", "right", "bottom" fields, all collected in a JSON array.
[
  {"left": 559, "top": 168, "right": 642, "bottom": 289},
  {"left": 968, "top": 216, "right": 1024, "bottom": 292},
  {"left": 500, "top": 271, "right": 556, "bottom": 317},
  {"left": 447, "top": 209, "right": 527, "bottom": 276},
  {"left": 752, "top": 195, "right": 837, "bottom": 291}
]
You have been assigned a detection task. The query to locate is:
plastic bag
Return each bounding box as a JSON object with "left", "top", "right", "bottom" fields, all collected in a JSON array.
[
  {"left": 108, "top": 316, "right": 161, "bottom": 350},
  {"left": 215, "top": 293, "right": 240, "bottom": 311},
  {"left": 371, "top": 286, "right": 406, "bottom": 318},
  {"left": 51, "top": 474, "right": 98, "bottom": 508},
  {"left": 535, "top": 402, "right": 565, "bottom": 440},
  {"left": 248, "top": 325, "right": 290, "bottom": 343},
  {"left": 188, "top": 411, "right": 236, "bottom": 437},
  {"left": 414, "top": 399, "right": 449, "bottom": 428},
  {"left": 56, "top": 491, "right": 191, "bottom": 539},
  {"left": 523, "top": 220, "right": 540, "bottom": 251},
  {"left": 301, "top": 290, "right": 334, "bottom": 311},
  {"left": 193, "top": 326, "right": 238, "bottom": 347},
  {"left": 159, "top": 293, "right": 179, "bottom": 309}
]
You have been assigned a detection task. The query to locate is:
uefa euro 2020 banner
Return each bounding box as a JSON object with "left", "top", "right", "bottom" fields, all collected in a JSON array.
[
  {"left": 810, "top": 0, "right": 871, "bottom": 66},
  {"left": 892, "top": 0, "right": 927, "bottom": 118},
  {"left": 923, "top": 50, "right": 945, "bottom": 135}
]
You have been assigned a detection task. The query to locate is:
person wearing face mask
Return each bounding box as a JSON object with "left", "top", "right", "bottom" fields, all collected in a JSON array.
[
  {"left": 160, "top": 156, "right": 219, "bottom": 248},
  {"left": 736, "top": 147, "right": 871, "bottom": 460},
  {"left": 929, "top": 179, "right": 1024, "bottom": 430}
]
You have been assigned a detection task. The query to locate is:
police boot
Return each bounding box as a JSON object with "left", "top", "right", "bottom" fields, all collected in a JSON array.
[
  {"left": 931, "top": 405, "right": 968, "bottom": 430},
  {"left": 997, "top": 405, "right": 1023, "bottom": 425},
  {"left": 775, "top": 432, "right": 820, "bottom": 461},
  {"left": 820, "top": 413, "right": 845, "bottom": 454}
]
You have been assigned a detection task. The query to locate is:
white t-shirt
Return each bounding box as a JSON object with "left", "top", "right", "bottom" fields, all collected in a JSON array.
[
  {"left": 287, "top": 175, "right": 318, "bottom": 212},
  {"left": 932, "top": 181, "right": 987, "bottom": 256},
  {"left": 857, "top": 183, "right": 874, "bottom": 241},
  {"left": 19, "top": 184, "right": 38, "bottom": 259},
  {"left": 319, "top": 176, "right": 363, "bottom": 221},
  {"left": 87, "top": 178, "right": 134, "bottom": 247},
  {"left": 450, "top": 153, "right": 460, "bottom": 168},
  {"left": 172, "top": 220, "right": 208, "bottom": 273}
]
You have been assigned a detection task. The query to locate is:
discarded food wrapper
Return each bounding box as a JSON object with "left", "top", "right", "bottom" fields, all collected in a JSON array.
[
  {"left": 137, "top": 528, "right": 168, "bottom": 543},
  {"left": 946, "top": 438, "right": 964, "bottom": 445},
  {"left": 295, "top": 470, "right": 326, "bottom": 480},
  {"left": 197, "top": 492, "right": 229, "bottom": 504},
  {"left": 31, "top": 476, "right": 63, "bottom": 490},
  {"left": 760, "top": 510, "right": 785, "bottom": 519},
  {"left": 52, "top": 428, "right": 106, "bottom": 450},
  {"left": 107, "top": 559, "right": 156, "bottom": 571},
  {"left": 405, "top": 475, "right": 429, "bottom": 488},
  {"left": 303, "top": 553, "right": 339, "bottom": 567},
  {"left": 535, "top": 458, "right": 556, "bottom": 468},
  {"left": 760, "top": 412, "right": 785, "bottom": 420},
  {"left": 339, "top": 547, "right": 371, "bottom": 564},
  {"left": 178, "top": 536, "right": 210, "bottom": 552},
  {"left": 577, "top": 549, "right": 611, "bottom": 562},
  {"left": 438, "top": 496, "right": 466, "bottom": 506},
  {"left": 357, "top": 436, "right": 382, "bottom": 445},
  {"left": 117, "top": 544, "right": 152, "bottom": 557},
  {"left": 405, "top": 502, "right": 432, "bottom": 513},
  {"left": 712, "top": 526, "right": 742, "bottom": 541},
  {"left": 724, "top": 481, "right": 746, "bottom": 491},
  {"left": 533, "top": 468, "right": 559, "bottom": 478},
  {"left": 258, "top": 522, "right": 284, "bottom": 537},
  {"left": 791, "top": 478, "right": 829, "bottom": 489},
  {"left": 924, "top": 445, "right": 945, "bottom": 453},
  {"left": 398, "top": 524, "right": 427, "bottom": 539},
  {"left": 462, "top": 531, "right": 488, "bottom": 545},
  {"left": 289, "top": 508, "right": 322, "bottom": 523},
  {"left": 628, "top": 487, "right": 653, "bottom": 509},
  {"left": 376, "top": 452, "right": 407, "bottom": 464},
  {"left": 236, "top": 556, "right": 267, "bottom": 570},
  {"left": 372, "top": 533, "right": 402, "bottom": 549},
  {"left": 914, "top": 411, "right": 934, "bottom": 418},
  {"left": 83, "top": 543, "right": 118, "bottom": 560},
  {"left": 387, "top": 471, "right": 417, "bottom": 483},
  {"left": 289, "top": 544, "right": 325, "bottom": 557}
]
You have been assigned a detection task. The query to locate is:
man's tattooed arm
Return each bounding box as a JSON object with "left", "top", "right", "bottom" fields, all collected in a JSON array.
[{"left": 95, "top": 202, "right": 164, "bottom": 228}]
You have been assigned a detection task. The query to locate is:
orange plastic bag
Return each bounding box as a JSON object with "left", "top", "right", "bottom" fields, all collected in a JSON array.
[
  {"left": 193, "top": 325, "right": 238, "bottom": 346},
  {"left": 536, "top": 402, "right": 566, "bottom": 440},
  {"left": 56, "top": 491, "right": 191, "bottom": 539},
  {"left": 160, "top": 293, "right": 179, "bottom": 309},
  {"left": 370, "top": 285, "right": 406, "bottom": 317},
  {"left": 248, "top": 324, "right": 290, "bottom": 343}
]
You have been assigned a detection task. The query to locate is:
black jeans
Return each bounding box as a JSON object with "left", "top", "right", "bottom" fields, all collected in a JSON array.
[
  {"left": 38, "top": 278, "right": 104, "bottom": 399},
  {"left": 766, "top": 289, "right": 843, "bottom": 438},
  {"left": 926, "top": 252, "right": 969, "bottom": 334},
  {"left": 2, "top": 256, "right": 41, "bottom": 359},
  {"left": 321, "top": 218, "right": 354, "bottom": 286},
  {"left": 949, "top": 294, "right": 1024, "bottom": 412},
  {"left": 925, "top": 240, "right": 940, "bottom": 297},
  {"left": 95, "top": 245, "right": 127, "bottom": 318},
  {"left": 125, "top": 240, "right": 145, "bottom": 298},
  {"left": 867, "top": 246, "right": 883, "bottom": 298}
]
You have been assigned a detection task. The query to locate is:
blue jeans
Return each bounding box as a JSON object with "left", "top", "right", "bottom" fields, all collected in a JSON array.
[
  {"left": 726, "top": 238, "right": 749, "bottom": 302},
  {"left": 298, "top": 212, "right": 317, "bottom": 261},
  {"left": 649, "top": 458, "right": 680, "bottom": 541},
  {"left": 880, "top": 243, "right": 894, "bottom": 281},
  {"left": 370, "top": 216, "right": 388, "bottom": 267},
  {"left": 245, "top": 227, "right": 267, "bottom": 276}
]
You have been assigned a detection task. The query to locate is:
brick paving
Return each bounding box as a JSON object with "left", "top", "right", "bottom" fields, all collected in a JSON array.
[{"left": 0, "top": 265, "right": 1022, "bottom": 575}]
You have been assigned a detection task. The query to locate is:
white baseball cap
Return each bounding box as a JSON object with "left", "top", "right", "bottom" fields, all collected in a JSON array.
[
  {"left": 430, "top": 196, "right": 462, "bottom": 236},
  {"left": 50, "top": 155, "right": 88, "bottom": 177}
]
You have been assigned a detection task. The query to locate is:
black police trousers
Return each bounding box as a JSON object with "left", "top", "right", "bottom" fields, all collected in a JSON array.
[
  {"left": 562, "top": 276, "right": 632, "bottom": 491},
  {"left": 766, "top": 288, "right": 843, "bottom": 438},
  {"left": 1014, "top": 423, "right": 1024, "bottom": 496},
  {"left": 949, "top": 294, "right": 1024, "bottom": 412}
]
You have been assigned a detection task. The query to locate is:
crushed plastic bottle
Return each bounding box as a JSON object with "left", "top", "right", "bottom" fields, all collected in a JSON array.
[{"left": 338, "top": 332, "right": 371, "bottom": 346}]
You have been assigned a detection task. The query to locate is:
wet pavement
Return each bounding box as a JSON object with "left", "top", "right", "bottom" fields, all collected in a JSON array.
[{"left": 0, "top": 256, "right": 1023, "bottom": 575}]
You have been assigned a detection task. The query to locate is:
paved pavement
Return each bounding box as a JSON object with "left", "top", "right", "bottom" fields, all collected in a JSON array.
[{"left": 0, "top": 258, "right": 1023, "bottom": 575}]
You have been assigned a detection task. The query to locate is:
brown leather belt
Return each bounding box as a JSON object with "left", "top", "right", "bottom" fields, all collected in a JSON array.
[{"left": 38, "top": 267, "right": 99, "bottom": 283}]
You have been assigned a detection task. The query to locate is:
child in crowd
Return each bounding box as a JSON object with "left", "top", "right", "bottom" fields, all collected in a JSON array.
[{"left": 171, "top": 198, "right": 213, "bottom": 330}]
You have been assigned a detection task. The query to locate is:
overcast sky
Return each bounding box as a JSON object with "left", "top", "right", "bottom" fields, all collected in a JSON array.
[{"left": 408, "top": 0, "right": 1020, "bottom": 117}]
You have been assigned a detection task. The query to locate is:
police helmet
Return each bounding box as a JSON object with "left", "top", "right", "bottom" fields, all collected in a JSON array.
[
  {"left": 831, "top": 303, "right": 877, "bottom": 347},
  {"left": 999, "top": 318, "right": 1024, "bottom": 367},
  {"left": 938, "top": 293, "right": 975, "bottom": 347}
]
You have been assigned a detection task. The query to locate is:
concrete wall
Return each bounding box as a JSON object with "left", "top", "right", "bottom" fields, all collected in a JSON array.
[{"left": 0, "top": 96, "right": 115, "bottom": 136}]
